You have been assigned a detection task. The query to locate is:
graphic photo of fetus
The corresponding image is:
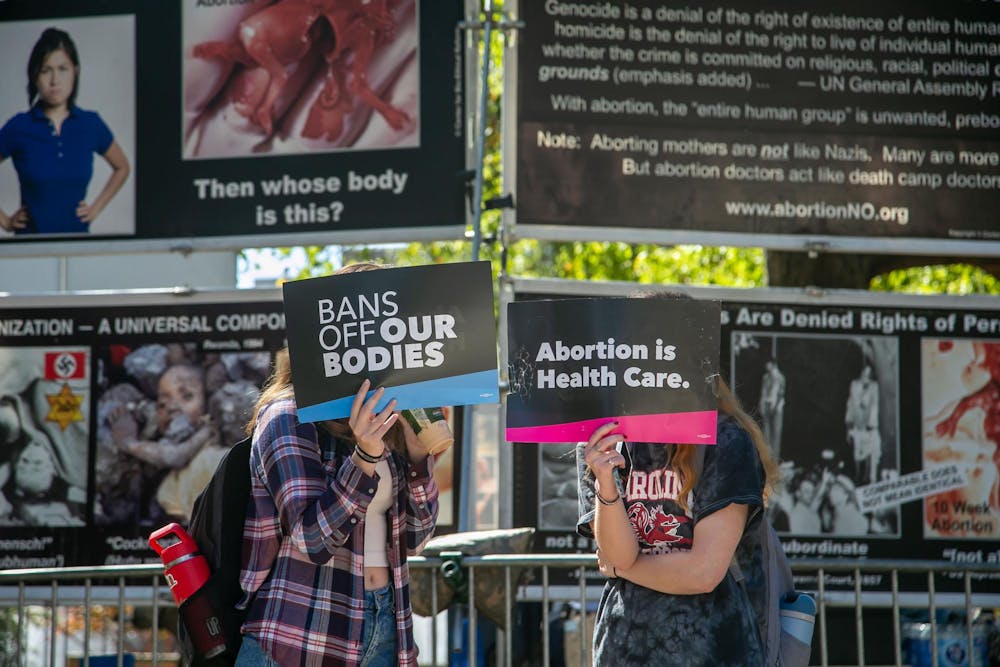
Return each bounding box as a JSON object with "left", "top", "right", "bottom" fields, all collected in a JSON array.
[
  {"left": 922, "top": 339, "right": 1000, "bottom": 539},
  {"left": 182, "top": 0, "right": 419, "bottom": 159}
]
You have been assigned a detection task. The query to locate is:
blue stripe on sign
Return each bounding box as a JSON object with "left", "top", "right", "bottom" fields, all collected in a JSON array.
[{"left": 296, "top": 370, "right": 500, "bottom": 422}]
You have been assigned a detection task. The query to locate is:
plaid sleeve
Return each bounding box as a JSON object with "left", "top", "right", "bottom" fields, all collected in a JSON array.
[
  {"left": 255, "top": 401, "right": 379, "bottom": 563},
  {"left": 403, "top": 455, "right": 439, "bottom": 555}
]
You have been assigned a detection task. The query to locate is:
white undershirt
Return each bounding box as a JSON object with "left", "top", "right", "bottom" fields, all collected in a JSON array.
[{"left": 363, "top": 460, "right": 392, "bottom": 567}]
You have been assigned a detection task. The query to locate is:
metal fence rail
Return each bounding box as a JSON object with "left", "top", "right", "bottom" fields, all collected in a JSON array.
[{"left": 1, "top": 557, "right": 998, "bottom": 666}]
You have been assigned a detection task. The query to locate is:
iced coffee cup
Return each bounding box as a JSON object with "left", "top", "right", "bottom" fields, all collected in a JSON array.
[{"left": 401, "top": 407, "right": 454, "bottom": 455}]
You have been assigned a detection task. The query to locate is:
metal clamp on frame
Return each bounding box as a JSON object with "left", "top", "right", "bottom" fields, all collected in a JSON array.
[{"left": 439, "top": 550, "right": 469, "bottom": 604}]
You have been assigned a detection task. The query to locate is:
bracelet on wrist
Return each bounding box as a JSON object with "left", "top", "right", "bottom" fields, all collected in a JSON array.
[
  {"left": 596, "top": 488, "right": 621, "bottom": 505},
  {"left": 354, "top": 445, "right": 382, "bottom": 464}
]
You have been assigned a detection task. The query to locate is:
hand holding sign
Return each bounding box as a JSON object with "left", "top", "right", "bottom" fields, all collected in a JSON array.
[
  {"left": 582, "top": 421, "right": 627, "bottom": 490},
  {"left": 348, "top": 379, "right": 397, "bottom": 462}
]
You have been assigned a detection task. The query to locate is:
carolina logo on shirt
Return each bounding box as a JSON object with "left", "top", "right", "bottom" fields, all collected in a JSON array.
[
  {"left": 625, "top": 468, "right": 681, "bottom": 501},
  {"left": 627, "top": 502, "right": 692, "bottom": 549}
]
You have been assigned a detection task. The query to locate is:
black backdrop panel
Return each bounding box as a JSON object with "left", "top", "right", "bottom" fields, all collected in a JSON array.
[
  {"left": 512, "top": 289, "right": 1000, "bottom": 593},
  {"left": 0, "top": 1, "right": 465, "bottom": 249},
  {"left": 0, "top": 292, "right": 460, "bottom": 567},
  {"left": 516, "top": 0, "right": 1000, "bottom": 244}
]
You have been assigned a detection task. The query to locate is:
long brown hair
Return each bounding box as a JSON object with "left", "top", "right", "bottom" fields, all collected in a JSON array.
[
  {"left": 247, "top": 261, "right": 407, "bottom": 454},
  {"left": 671, "top": 376, "right": 780, "bottom": 512}
]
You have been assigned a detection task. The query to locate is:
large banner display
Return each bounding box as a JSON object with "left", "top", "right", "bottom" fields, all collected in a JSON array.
[
  {"left": 515, "top": 0, "right": 1000, "bottom": 248},
  {"left": 510, "top": 283, "right": 1000, "bottom": 594},
  {"left": 0, "top": 1, "right": 465, "bottom": 251},
  {"left": 0, "top": 290, "right": 459, "bottom": 568}
]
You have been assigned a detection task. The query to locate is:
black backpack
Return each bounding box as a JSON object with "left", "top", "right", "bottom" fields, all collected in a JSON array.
[{"left": 177, "top": 435, "right": 253, "bottom": 667}]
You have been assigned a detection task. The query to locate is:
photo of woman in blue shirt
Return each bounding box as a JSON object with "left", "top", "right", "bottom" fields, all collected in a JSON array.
[{"left": 0, "top": 27, "right": 130, "bottom": 235}]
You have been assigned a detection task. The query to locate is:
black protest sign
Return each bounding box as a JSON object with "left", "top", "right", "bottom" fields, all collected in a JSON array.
[
  {"left": 282, "top": 261, "right": 499, "bottom": 422},
  {"left": 506, "top": 297, "right": 720, "bottom": 444}
]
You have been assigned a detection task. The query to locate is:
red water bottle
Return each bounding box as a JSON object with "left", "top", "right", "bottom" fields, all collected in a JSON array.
[{"left": 149, "top": 523, "right": 227, "bottom": 659}]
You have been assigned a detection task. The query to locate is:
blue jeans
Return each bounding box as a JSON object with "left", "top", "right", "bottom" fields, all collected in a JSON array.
[
  {"left": 361, "top": 584, "right": 397, "bottom": 667},
  {"left": 234, "top": 586, "right": 396, "bottom": 667},
  {"left": 234, "top": 635, "right": 279, "bottom": 667}
]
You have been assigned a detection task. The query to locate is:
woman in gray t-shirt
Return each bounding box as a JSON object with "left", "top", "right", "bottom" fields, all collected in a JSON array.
[{"left": 576, "top": 379, "right": 778, "bottom": 667}]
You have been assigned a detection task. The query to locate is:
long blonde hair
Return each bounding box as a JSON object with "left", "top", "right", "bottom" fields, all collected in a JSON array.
[
  {"left": 247, "top": 261, "right": 407, "bottom": 454},
  {"left": 671, "top": 376, "right": 779, "bottom": 512}
]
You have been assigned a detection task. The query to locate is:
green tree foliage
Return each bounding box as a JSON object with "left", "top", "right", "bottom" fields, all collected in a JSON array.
[{"left": 872, "top": 264, "right": 1000, "bottom": 295}]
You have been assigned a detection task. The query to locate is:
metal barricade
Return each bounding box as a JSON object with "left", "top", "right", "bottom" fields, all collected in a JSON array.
[{"left": 1, "top": 557, "right": 998, "bottom": 666}]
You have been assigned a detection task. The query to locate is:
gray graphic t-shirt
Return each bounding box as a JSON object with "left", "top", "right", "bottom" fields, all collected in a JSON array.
[{"left": 576, "top": 417, "right": 766, "bottom": 667}]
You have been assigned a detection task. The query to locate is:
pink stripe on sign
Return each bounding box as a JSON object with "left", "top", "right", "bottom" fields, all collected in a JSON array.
[{"left": 506, "top": 411, "right": 718, "bottom": 444}]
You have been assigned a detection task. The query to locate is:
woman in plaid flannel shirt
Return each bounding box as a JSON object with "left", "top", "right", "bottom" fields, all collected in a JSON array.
[{"left": 236, "top": 265, "right": 441, "bottom": 666}]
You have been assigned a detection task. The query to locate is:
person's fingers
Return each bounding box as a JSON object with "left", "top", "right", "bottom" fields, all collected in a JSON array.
[
  {"left": 586, "top": 421, "right": 619, "bottom": 448},
  {"left": 599, "top": 449, "right": 625, "bottom": 469},
  {"left": 597, "top": 433, "right": 626, "bottom": 452},
  {"left": 585, "top": 427, "right": 627, "bottom": 475},
  {"left": 586, "top": 442, "right": 608, "bottom": 466},
  {"left": 371, "top": 408, "right": 399, "bottom": 439},
  {"left": 349, "top": 379, "right": 371, "bottom": 424},
  {"left": 358, "top": 385, "right": 386, "bottom": 423},
  {"left": 584, "top": 446, "right": 600, "bottom": 469},
  {"left": 586, "top": 446, "right": 624, "bottom": 475},
  {"left": 370, "top": 398, "right": 397, "bottom": 434}
]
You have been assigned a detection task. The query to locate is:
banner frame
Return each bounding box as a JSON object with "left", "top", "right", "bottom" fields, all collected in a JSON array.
[
  {"left": 504, "top": 0, "right": 1000, "bottom": 259},
  {"left": 511, "top": 225, "right": 1000, "bottom": 260},
  {"left": 502, "top": 275, "right": 1000, "bottom": 596},
  {"left": 0, "top": 226, "right": 468, "bottom": 259},
  {"left": 0, "top": 0, "right": 475, "bottom": 258}
]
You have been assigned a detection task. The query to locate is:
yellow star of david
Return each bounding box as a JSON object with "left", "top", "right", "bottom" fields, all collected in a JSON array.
[{"left": 45, "top": 382, "right": 84, "bottom": 430}]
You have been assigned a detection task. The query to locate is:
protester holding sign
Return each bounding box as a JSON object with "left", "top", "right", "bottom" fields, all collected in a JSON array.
[
  {"left": 510, "top": 293, "right": 782, "bottom": 663},
  {"left": 236, "top": 263, "right": 441, "bottom": 667},
  {"left": 577, "top": 378, "right": 780, "bottom": 666},
  {"left": 0, "top": 27, "right": 130, "bottom": 235}
]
